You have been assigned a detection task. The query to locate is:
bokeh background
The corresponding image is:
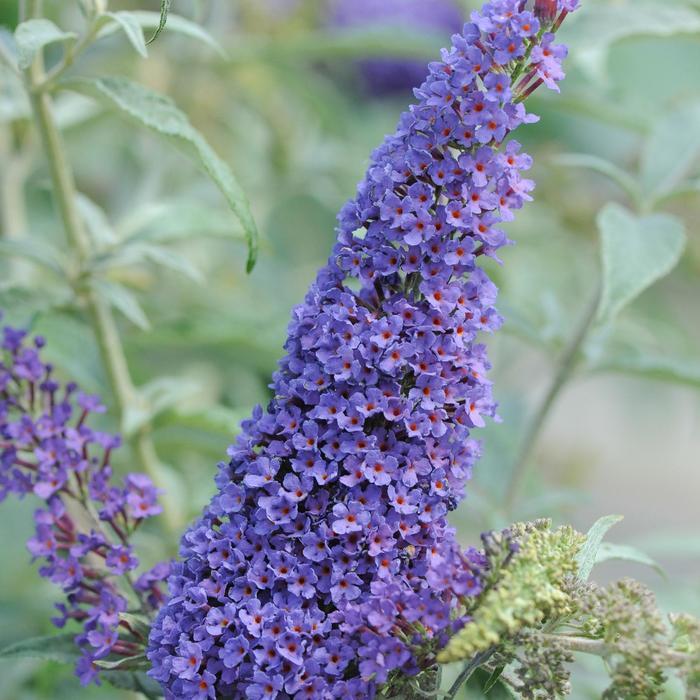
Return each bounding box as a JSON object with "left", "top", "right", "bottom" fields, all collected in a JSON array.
[{"left": 0, "top": 0, "right": 698, "bottom": 697}]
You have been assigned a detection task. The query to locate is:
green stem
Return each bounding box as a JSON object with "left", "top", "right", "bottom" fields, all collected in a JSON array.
[
  {"left": 23, "top": 9, "right": 178, "bottom": 531},
  {"left": 444, "top": 648, "right": 495, "bottom": 700},
  {"left": 504, "top": 284, "right": 601, "bottom": 512}
]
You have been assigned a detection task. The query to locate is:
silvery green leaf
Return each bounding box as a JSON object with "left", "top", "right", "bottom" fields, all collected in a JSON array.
[
  {"left": 156, "top": 404, "right": 246, "bottom": 435},
  {"left": 14, "top": 19, "right": 77, "bottom": 70},
  {"left": 147, "top": 0, "right": 172, "bottom": 45},
  {"left": 595, "top": 542, "right": 665, "bottom": 577},
  {"left": 102, "top": 12, "right": 148, "bottom": 58},
  {"left": 640, "top": 102, "right": 700, "bottom": 202},
  {"left": 114, "top": 11, "right": 225, "bottom": 56},
  {"left": 95, "top": 654, "right": 148, "bottom": 671},
  {"left": 0, "top": 63, "right": 30, "bottom": 121},
  {"left": 560, "top": 1, "right": 700, "bottom": 82},
  {"left": 553, "top": 153, "right": 641, "bottom": 208},
  {"left": 76, "top": 193, "right": 117, "bottom": 248},
  {"left": 131, "top": 242, "right": 204, "bottom": 283},
  {"left": 0, "top": 238, "right": 67, "bottom": 275},
  {"left": 123, "top": 375, "right": 201, "bottom": 436},
  {"left": 0, "top": 633, "right": 80, "bottom": 664},
  {"left": 590, "top": 349, "right": 700, "bottom": 390},
  {"left": 103, "top": 670, "right": 163, "bottom": 698},
  {"left": 92, "top": 279, "right": 150, "bottom": 330},
  {"left": 65, "top": 76, "right": 258, "bottom": 271},
  {"left": 576, "top": 514, "right": 623, "bottom": 582},
  {"left": 118, "top": 200, "right": 244, "bottom": 243},
  {"left": 596, "top": 203, "right": 686, "bottom": 324}
]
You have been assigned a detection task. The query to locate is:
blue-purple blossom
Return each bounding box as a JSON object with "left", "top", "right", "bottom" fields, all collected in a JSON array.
[
  {"left": 148, "top": 1, "right": 575, "bottom": 698},
  {"left": 0, "top": 319, "right": 169, "bottom": 685}
]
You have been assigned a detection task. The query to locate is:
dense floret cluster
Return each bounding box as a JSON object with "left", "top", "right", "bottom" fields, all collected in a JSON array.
[
  {"left": 0, "top": 319, "right": 168, "bottom": 685},
  {"left": 148, "top": 1, "right": 576, "bottom": 698}
]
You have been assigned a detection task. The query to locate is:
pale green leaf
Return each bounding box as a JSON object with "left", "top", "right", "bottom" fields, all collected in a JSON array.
[
  {"left": 0, "top": 238, "right": 67, "bottom": 275},
  {"left": 115, "top": 11, "right": 225, "bottom": 56},
  {"left": 576, "top": 514, "right": 623, "bottom": 582},
  {"left": 123, "top": 375, "right": 202, "bottom": 436},
  {"left": 65, "top": 76, "right": 258, "bottom": 271},
  {"left": 595, "top": 542, "right": 665, "bottom": 577},
  {"left": 156, "top": 404, "right": 245, "bottom": 435},
  {"left": 14, "top": 19, "right": 77, "bottom": 70},
  {"left": 640, "top": 102, "right": 700, "bottom": 201},
  {"left": 553, "top": 153, "right": 641, "bottom": 207},
  {"left": 0, "top": 633, "right": 80, "bottom": 664},
  {"left": 118, "top": 200, "right": 245, "bottom": 243},
  {"left": 103, "top": 670, "right": 162, "bottom": 698},
  {"left": 560, "top": 1, "right": 700, "bottom": 82},
  {"left": 590, "top": 350, "right": 700, "bottom": 390},
  {"left": 102, "top": 12, "right": 148, "bottom": 58},
  {"left": 131, "top": 242, "right": 204, "bottom": 283},
  {"left": 95, "top": 654, "right": 147, "bottom": 671},
  {"left": 92, "top": 279, "right": 150, "bottom": 330},
  {"left": 147, "top": 0, "right": 172, "bottom": 45},
  {"left": 596, "top": 203, "right": 686, "bottom": 324},
  {"left": 76, "top": 193, "right": 117, "bottom": 248}
]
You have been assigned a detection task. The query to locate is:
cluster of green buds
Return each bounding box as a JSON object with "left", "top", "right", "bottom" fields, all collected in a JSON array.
[{"left": 436, "top": 519, "right": 700, "bottom": 699}]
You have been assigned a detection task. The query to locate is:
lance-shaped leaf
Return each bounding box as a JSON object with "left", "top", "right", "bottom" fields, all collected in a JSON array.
[
  {"left": 102, "top": 12, "right": 148, "bottom": 58},
  {"left": 147, "top": 0, "right": 172, "bottom": 45},
  {"left": 92, "top": 278, "right": 150, "bottom": 330},
  {"left": 595, "top": 542, "right": 665, "bottom": 578},
  {"left": 640, "top": 102, "right": 700, "bottom": 202},
  {"left": 14, "top": 19, "right": 76, "bottom": 70},
  {"left": 596, "top": 203, "right": 686, "bottom": 324},
  {"left": 0, "top": 633, "right": 80, "bottom": 664},
  {"left": 66, "top": 76, "right": 258, "bottom": 271},
  {"left": 98, "top": 11, "right": 225, "bottom": 56},
  {"left": 576, "top": 514, "right": 623, "bottom": 582}
]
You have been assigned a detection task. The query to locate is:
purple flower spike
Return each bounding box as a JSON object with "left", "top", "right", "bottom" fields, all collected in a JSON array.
[
  {"left": 148, "top": 1, "right": 576, "bottom": 697},
  {"left": 0, "top": 317, "right": 168, "bottom": 685}
]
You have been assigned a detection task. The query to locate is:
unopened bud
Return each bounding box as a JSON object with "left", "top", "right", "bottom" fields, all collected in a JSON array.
[{"left": 534, "top": 0, "right": 558, "bottom": 22}]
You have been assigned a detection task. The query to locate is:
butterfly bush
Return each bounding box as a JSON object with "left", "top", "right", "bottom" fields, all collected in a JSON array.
[
  {"left": 147, "top": 2, "right": 577, "bottom": 698},
  {"left": 0, "top": 318, "right": 169, "bottom": 685}
]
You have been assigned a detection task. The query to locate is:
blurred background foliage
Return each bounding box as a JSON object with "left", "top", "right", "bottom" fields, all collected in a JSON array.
[{"left": 0, "top": 0, "right": 698, "bottom": 697}]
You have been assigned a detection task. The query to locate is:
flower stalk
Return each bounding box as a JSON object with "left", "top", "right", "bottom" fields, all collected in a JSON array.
[{"left": 21, "top": 8, "right": 178, "bottom": 530}]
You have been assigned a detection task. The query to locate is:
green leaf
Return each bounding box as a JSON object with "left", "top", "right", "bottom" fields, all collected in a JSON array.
[
  {"left": 102, "top": 12, "right": 148, "bottom": 58},
  {"left": 483, "top": 665, "right": 506, "bottom": 693},
  {"left": 92, "top": 279, "right": 150, "bottom": 330},
  {"left": 14, "top": 19, "right": 77, "bottom": 70},
  {"left": 66, "top": 76, "right": 258, "bottom": 271},
  {"left": 640, "top": 102, "right": 700, "bottom": 202},
  {"left": 112, "top": 11, "right": 225, "bottom": 56},
  {"left": 596, "top": 203, "right": 686, "bottom": 324},
  {"left": 76, "top": 193, "right": 117, "bottom": 248},
  {"left": 118, "top": 200, "right": 246, "bottom": 243},
  {"left": 590, "top": 350, "right": 700, "bottom": 390},
  {"left": 560, "top": 1, "right": 700, "bottom": 82},
  {"left": 123, "top": 375, "right": 202, "bottom": 436},
  {"left": 0, "top": 633, "right": 80, "bottom": 664},
  {"left": 118, "top": 612, "right": 152, "bottom": 640},
  {"left": 147, "top": 0, "right": 172, "bottom": 45},
  {"left": 553, "top": 153, "right": 641, "bottom": 208},
  {"left": 103, "top": 670, "right": 162, "bottom": 698},
  {"left": 156, "top": 404, "right": 244, "bottom": 435},
  {"left": 576, "top": 514, "right": 623, "bottom": 582},
  {"left": 595, "top": 542, "right": 665, "bottom": 577},
  {"left": 130, "top": 242, "right": 204, "bottom": 283},
  {"left": 95, "top": 654, "right": 147, "bottom": 671},
  {"left": 0, "top": 237, "right": 67, "bottom": 275}
]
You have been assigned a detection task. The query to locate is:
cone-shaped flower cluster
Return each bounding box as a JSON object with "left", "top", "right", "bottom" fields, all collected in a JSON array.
[
  {"left": 148, "top": 2, "right": 576, "bottom": 697},
  {"left": 0, "top": 319, "right": 168, "bottom": 685}
]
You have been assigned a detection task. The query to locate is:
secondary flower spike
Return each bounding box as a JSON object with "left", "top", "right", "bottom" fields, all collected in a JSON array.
[
  {"left": 0, "top": 319, "right": 169, "bottom": 684},
  {"left": 148, "top": 1, "right": 577, "bottom": 697}
]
